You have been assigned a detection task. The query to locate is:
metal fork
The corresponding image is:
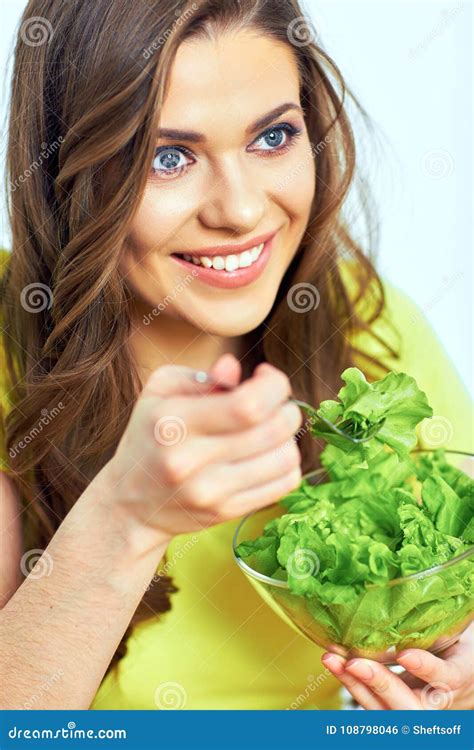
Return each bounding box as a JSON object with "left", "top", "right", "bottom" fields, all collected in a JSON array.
[{"left": 190, "top": 370, "right": 381, "bottom": 445}]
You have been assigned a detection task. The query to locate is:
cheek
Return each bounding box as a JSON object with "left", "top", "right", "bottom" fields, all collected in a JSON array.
[
  {"left": 128, "top": 186, "right": 195, "bottom": 254},
  {"left": 273, "top": 144, "right": 316, "bottom": 222}
]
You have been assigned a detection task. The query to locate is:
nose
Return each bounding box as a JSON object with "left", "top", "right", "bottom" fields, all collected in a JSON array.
[{"left": 197, "top": 156, "right": 266, "bottom": 234}]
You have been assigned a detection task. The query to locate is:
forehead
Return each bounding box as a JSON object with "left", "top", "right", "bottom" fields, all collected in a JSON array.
[{"left": 158, "top": 30, "right": 301, "bottom": 135}]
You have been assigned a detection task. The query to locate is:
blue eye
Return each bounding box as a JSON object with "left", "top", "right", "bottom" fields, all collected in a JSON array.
[
  {"left": 150, "top": 122, "right": 302, "bottom": 180},
  {"left": 151, "top": 146, "right": 191, "bottom": 178},
  {"left": 250, "top": 123, "right": 302, "bottom": 153}
]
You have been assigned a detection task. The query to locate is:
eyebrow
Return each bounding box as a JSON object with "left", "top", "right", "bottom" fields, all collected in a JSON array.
[{"left": 155, "top": 102, "right": 304, "bottom": 143}]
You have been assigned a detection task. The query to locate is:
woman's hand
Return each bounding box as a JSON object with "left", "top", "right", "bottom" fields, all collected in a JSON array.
[
  {"left": 108, "top": 353, "right": 303, "bottom": 546},
  {"left": 321, "top": 622, "right": 474, "bottom": 709}
]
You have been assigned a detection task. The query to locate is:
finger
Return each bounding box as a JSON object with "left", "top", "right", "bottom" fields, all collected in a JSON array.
[
  {"left": 321, "top": 654, "right": 387, "bottom": 710},
  {"left": 208, "top": 352, "right": 242, "bottom": 388},
  {"left": 344, "top": 658, "right": 421, "bottom": 709},
  {"left": 222, "top": 466, "right": 303, "bottom": 517},
  {"left": 151, "top": 363, "right": 293, "bottom": 434},
  {"left": 172, "top": 401, "right": 302, "bottom": 472},
  {"left": 226, "top": 402, "right": 303, "bottom": 461},
  {"left": 397, "top": 670, "right": 426, "bottom": 690},
  {"left": 396, "top": 646, "right": 470, "bottom": 693},
  {"left": 151, "top": 402, "right": 303, "bottom": 488},
  {"left": 198, "top": 439, "right": 302, "bottom": 501}
]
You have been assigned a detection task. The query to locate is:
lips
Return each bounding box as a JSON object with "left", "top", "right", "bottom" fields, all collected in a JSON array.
[
  {"left": 172, "top": 230, "right": 277, "bottom": 258},
  {"left": 170, "top": 231, "right": 276, "bottom": 289}
]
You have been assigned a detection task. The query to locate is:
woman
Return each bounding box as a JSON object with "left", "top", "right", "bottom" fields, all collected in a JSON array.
[{"left": 0, "top": 0, "right": 472, "bottom": 711}]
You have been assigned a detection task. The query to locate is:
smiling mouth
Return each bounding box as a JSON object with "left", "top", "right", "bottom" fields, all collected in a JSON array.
[
  {"left": 170, "top": 233, "right": 276, "bottom": 290},
  {"left": 172, "top": 242, "right": 265, "bottom": 272}
]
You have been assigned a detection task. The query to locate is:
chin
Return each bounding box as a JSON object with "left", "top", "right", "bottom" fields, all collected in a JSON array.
[{"left": 189, "top": 306, "right": 272, "bottom": 337}]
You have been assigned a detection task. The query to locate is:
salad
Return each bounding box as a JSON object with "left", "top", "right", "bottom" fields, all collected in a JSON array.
[{"left": 235, "top": 368, "right": 474, "bottom": 655}]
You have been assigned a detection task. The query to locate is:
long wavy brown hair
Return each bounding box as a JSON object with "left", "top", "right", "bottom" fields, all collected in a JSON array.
[{"left": 1, "top": 0, "right": 397, "bottom": 679}]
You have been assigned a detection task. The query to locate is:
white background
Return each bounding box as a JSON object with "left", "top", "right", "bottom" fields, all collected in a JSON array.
[{"left": 0, "top": 0, "right": 472, "bottom": 393}]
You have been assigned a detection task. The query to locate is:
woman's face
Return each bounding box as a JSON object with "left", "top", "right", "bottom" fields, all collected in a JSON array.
[{"left": 123, "top": 30, "right": 316, "bottom": 336}]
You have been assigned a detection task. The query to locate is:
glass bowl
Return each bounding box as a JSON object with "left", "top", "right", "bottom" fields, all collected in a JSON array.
[{"left": 233, "top": 451, "right": 473, "bottom": 664}]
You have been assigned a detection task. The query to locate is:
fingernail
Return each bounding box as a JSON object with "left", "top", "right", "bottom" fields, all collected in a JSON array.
[
  {"left": 397, "top": 651, "right": 422, "bottom": 669},
  {"left": 345, "top": 659, "right": 374, "bottom": 680},
  {"left": 321, "top": 653, "right": 344, "bottom": 672}
]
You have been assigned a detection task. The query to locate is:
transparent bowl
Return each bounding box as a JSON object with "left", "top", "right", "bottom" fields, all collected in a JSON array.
[{"left": 233, "top": 451, "right": 474, "bottom": 664}]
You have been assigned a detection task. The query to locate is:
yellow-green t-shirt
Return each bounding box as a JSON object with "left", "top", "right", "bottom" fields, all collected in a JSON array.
[{"left": 0, "top": 247, "right": 472, "bottom": 709}]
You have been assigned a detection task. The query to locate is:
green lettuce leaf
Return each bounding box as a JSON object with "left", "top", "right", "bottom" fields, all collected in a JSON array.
[
  {"left": 235, "top": 366, "right": 473, "bottom": 656},
  {"left": 311, "top": 368, "right": 433, "bottom": 459}
]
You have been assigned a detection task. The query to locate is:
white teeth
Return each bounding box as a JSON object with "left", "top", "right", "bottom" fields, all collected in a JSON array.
[
  {"left": 179, "top": 242, "right": 266, "bottom": 271},
  {"left": 225, "top": 254, "right": 239, "bottom": 272},
  {"left": 238, "top": 250, "right": 252, "bottom": 268},
  {"left": 211, "top": 256, "right": 225, "bottom": 270}
]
